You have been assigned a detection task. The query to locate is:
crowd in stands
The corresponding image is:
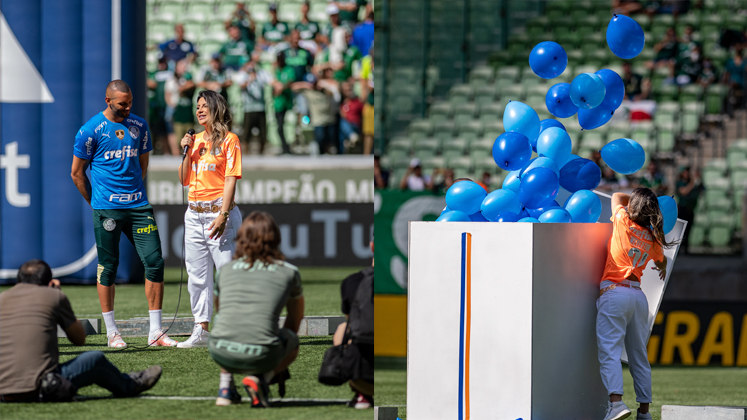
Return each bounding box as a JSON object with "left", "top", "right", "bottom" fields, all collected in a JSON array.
[{"left": 147, "top": 1, "right": 374, "bottom": 156}]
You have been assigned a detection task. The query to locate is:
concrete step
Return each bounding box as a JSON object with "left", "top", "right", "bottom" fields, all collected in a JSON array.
[
  {"left": 661, "top": 405, "right": 747, "bottom": 420},
  {"left": 58, "top": 316, "right": 345, "bottom": 338}
]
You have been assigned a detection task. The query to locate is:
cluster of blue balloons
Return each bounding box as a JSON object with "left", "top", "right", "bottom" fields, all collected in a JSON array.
[{"left": 438, "top": 14, "right": 675, "bottom": 227}]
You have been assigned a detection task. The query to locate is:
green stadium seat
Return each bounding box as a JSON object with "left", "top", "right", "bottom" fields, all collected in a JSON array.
[
  {"left": 495, "top": 66, "right": 521, "bottom": 83},
  {"left": 447, "top": 156, "right": 474, "bottom": 172},
  {"left": 442, "top": 136, "right": 467, "bottom": 155},
  {"left": 679, "top": 84, "right": 703, "bottom": 104},
  {"left": 580, "top": 130, "right": 605, "bottom": 151},
  {"left": 456, "top": 119, "right": 484, "bottom": 139},
  {"left": 727, "top": 149, "right": 747, "bottom": 169},
  {"left": 688, "top": 225, "right": 707, "bottom": 248},
  {"left": 421, "top": 156, "right": 446, "bottom": 173},
  {"left": 705, "top": 84, "right": 728, "bottom": 115},
  {"left": 415, "top": 138, "right": 442, "bottom": 155},
  {"left": 707, "top": 226, "right": 733, "bottom": 248},
  {"left": 469, "top": 65, "right": 495, "bottom": 86},
  {"left": 409, "top": 119, "right": 435, "bottom": 138},
  {"left": 387, "top": 137, "right": 413, "bottom": 155},
  {"left": 453, "top": 103, "right": 478, "bottom": 120},
  {"left": 731, "top": 169, "right": 747, "bottom": 191},
  {"left": 429, "top": 102, "right": 453, "bottom": 120}
]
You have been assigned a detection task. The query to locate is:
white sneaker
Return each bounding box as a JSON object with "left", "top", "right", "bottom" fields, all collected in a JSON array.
[
  {"left": 148, "top": 329, "right": 178, "bottom": 347},
  {"left": 177, "top": 324, "right": 210, "bottom": 348},
  {"left": 107, "top": 332, "right": 128, "bottom": 349}
]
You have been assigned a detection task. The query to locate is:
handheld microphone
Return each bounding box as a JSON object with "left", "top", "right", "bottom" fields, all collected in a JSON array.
[{"left": 183, "top": 129, "right": 196, "bottom": 156}]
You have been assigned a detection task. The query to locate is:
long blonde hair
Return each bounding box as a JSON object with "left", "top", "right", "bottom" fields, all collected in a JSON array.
[{"left": 198, "top": 90, "right": 232, "bottom": 154}]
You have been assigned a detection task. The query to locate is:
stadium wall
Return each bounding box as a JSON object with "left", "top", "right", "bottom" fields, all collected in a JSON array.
[
  {"left": 147, "top": 156, "right": 374, "bottom": 269},
  {"left": 0, "top": 0, "right": 148, "bottom": 284}
]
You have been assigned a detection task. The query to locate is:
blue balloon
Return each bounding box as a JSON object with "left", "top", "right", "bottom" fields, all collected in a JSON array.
[
  {"left": 527, "top": 199, "right": 561, "bottom": 218},
  {"left": 436, "top": 210, "right": 472, "bottom": 222},
  {"left": 538, "top": 208, "right": 572, "bottom": 223},
  {"left": 578, "top": 105, "right": 615, "bottom": 130},
  {"left": 502, "top": 169, "right": 522, "bottom": 192},
  {"left": 495, "top": 212, "right": 521, "bottom": 222},
  {"left": 529, "top": 41, "right": 568, "bottom": 79},
  {"left": 445, "top": 180, "right": 487, "bottom": 215},
  {"left": 601, "top": 138, "right": 646, "bottom": 175},
  {"left": 559, "top": 158, "right": 602, "bottom": 192},
  {"left": 546, "top": 83, "right": 578, "bottom": 118},
  {"left": 481, "top": 189, "right": 522, "bottom": 221},
  {"left": 469, "top": 211, "right": 489, "bottom": 222},
  {"left": 606, "top": 14, "right": 645, "bottom": 59},
  {"left": 540, "top": 118, "right": 566, "bottom": 132},
  {"left": 535, "top": 119, "right": 567, "bottom": 153},
  {"left": 596, "top": 69, "right": 626, "bottom": 110},
  {"left": 517, "top": 216, "right": 540, "bottom": 223},
  {"left": 657, "top": 195, "right": 678, "bottom": 234},
  {"left": 518, "top": 167, "right": 559, "bottom": 209},
  {"left": 521, "top": 156, "right": 559, "bottom": 177},
  {"left": 570, "top": 73, "right": 606, "bottom": 110},
  {"left": 536, "top": 126, "right": 572, "bottom": 165},
  {"left": 492, "top": 131, "right": 532, "bottom": 171},
  {"left": 564, "top": 190, "right": 602, "bottom": 223},
  {"left": 503, "top": 101, "right": 541, "bottom": 145}
]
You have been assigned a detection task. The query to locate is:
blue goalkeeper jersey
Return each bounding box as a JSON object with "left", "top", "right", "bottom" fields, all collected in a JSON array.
[{"left": 73, "top": 112, "right": 152, "bottom": 209}]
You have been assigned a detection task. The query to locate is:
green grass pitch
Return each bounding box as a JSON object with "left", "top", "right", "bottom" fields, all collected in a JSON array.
[{"left": 0, "top": 266, "right": 372, "bottom": 420}]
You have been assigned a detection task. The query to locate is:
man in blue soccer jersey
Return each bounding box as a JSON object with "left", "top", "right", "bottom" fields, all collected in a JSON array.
[{"left": 71, "top": 80, "right": 177, "bottom": 349}]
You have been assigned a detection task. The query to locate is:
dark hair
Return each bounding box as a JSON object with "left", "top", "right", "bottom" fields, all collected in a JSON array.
[
  {"left": 106, "top": 79, "right": 131, "bottom": 95},
  {"left": 627, "top": 187, "right": 675, "bottom": 248},
  {"left": 233, "top": 211, "right": 285, "bottom": 267},
  {"left": 17, "top": 259, "right": 52, "bottom": 285}
]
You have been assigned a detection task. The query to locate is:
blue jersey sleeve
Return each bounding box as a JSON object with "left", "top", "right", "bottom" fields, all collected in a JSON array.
[{"left": 73, "top": 126, "right": 96, "bottom": 160}]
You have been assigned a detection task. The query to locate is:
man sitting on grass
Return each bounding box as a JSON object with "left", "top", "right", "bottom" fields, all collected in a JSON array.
[
  {"left": 0, "top": 259, "right": 162, "bottom": 402},
  {"left": 208, "top": 211, "right": 305, "bottom": 407}
]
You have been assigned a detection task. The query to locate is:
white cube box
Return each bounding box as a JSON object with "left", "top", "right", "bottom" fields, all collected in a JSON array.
[{"left": 407, "top": 216, "right": 685, "bottom": 420}]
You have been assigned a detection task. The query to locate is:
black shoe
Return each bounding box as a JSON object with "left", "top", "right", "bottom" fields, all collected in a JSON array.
[{"left": 129, "top": 365, "right": 162, "bottom": 395}]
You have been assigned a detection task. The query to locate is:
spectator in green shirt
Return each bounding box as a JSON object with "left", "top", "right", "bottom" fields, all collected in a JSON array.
[
  {"left": 219, "top": 24, "right": 253, "bottom": 71},
  {"left": 295, "top": 1, "right": 321, "bottom": 54},
  {"left": 260, "top": 3, "right": 290, "bottom": 53},
  {"left": 224, "top": 2, "right": 256, "bottom": 46},
  {"left": 272, "top": 53, "right": 296, "bottom": 154}
]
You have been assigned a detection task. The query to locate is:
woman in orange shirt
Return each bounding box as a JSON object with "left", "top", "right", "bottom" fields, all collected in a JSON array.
[
  {"left": 597, "top": 188, "right": 674, "bottom": 420},
  {"left": 177, "top": 90, "right": 242, "bottom": 348}
]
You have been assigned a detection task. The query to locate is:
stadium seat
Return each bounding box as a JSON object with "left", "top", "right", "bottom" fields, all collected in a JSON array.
[
  {"left": 707, "top": 226, "right": 733, "bottom": 248},
  {"left": 429, "top": 102, "right": 453, "bottom": 120},
  {"left": 447, "top": 156, "right": 474, "bottom": 173},
  {"left": 409, "top": 119, "right": 435, "bottom": 138},
  {"left": 705, "top": 84, "right": 728, "bottom": 115},
  {"left": 580, "top": 130, "right": 604, "bottom": 152},
  {"left": 688, "top": 225, "right": 707, "bottom": 249},
  {"left": 727, "top": 148, "right": 747, "bottom": 169}
]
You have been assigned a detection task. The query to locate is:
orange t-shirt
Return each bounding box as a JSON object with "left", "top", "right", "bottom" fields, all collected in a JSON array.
[
  {"left": 601, "top": 204, "right": 664, "bottom": 283},
  {"left": 184, "top": 131, "right": 242, "bottom": 202}
]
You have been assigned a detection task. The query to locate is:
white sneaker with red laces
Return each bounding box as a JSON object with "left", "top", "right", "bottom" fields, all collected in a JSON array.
[
  {"left": 107, "top": 332, "right": 127, "bottom": 349},
  {"left": 350, "top": 392, "right": 373, "bottom": 409},
  {"left": 148, "top": 329, "right": 178, "bottom": 347}
]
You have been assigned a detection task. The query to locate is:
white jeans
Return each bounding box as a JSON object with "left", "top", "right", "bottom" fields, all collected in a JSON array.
[{"left": 184, "top": 202, "right": 242, "bottom": 324}]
